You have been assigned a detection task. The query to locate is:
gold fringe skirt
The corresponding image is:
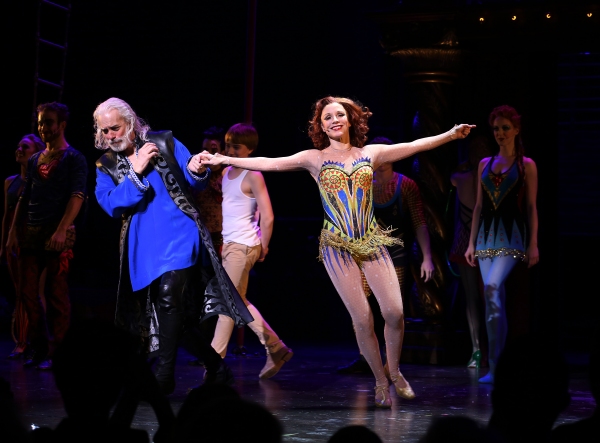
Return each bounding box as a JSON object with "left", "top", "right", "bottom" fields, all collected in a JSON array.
[{"left": 318, "top": 225, "right": 403, "bottom": 267}]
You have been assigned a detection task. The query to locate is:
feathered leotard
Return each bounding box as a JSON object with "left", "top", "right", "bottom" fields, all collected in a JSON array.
[
  {"left": 475, "top": 158, "right": 527, "bottom": 260},
  {"left": 317, "top": 157, "right": 401, "bottom": 266}
]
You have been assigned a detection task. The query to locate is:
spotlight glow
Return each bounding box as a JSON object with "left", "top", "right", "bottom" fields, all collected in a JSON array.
[{"left": 512, "top": 15, "right": 517, "bottom": 21}]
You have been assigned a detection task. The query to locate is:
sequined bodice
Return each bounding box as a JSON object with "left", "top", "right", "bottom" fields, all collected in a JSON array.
[
  {"left": 317, "top": 157, "right": 376, "bottom": 240},
  {"left": 481, "top": 159, "right": 523, "bottom": 213}
]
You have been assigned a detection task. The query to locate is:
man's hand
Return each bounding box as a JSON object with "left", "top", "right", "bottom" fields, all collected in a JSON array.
[
  {"left": 199, "top": 152, "right": 228, "bottom": 166},
  {"left": 128, "top": 142, "right": 159, "bottom": 174},
  {"left": 188, "top": 153, "right": 207, "bottom": 174}
]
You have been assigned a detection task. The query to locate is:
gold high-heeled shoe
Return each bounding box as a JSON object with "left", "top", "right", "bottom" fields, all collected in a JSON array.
[
  {"left": 390, "top": 374, "right": 416, "bottom": 400},
  {"left": 374, "top": 384, "right": 392, "bottom": 408}
]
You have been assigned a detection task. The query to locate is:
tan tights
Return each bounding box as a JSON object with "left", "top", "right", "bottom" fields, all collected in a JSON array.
[{"left": 323, "top": 246, "right": 405, "bottom": 387}]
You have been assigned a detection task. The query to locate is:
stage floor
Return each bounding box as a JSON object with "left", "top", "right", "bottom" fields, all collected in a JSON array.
[{"left": 0, "top": 336, "right": 594, "bottom": 443}]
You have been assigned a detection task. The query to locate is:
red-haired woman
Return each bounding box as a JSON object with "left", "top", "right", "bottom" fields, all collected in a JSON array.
[
  {"left": 465, "top": 105, "right": 539, "bottom": 384},
  {"left": 201, "top": 96, "right": 474, "bottom": 407}
]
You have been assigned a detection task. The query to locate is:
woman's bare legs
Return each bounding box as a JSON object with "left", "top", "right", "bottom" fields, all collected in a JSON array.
[{"left": 322, "top": 247, "right": 406, "bottom": 391}]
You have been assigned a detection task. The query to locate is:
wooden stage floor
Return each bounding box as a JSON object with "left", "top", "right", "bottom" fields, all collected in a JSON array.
[{"left": 0, "top": 336, "right": 594, "bottom": 442}]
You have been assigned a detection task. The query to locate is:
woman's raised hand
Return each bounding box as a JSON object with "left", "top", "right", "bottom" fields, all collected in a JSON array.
[
  {"left": 199, "top": 152, "right": 227, "bottom": 166},
  {"left": 451, "top": 124, "right": 477, "bottom": 140}
]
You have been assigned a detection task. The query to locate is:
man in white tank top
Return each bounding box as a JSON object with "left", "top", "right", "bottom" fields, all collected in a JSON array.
[{"left": 210, "top": 123, "right": 293, "bottom": 379}]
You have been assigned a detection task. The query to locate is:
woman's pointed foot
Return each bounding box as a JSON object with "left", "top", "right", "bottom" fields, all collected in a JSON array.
[{"left": 390, "top": 373, "right": 416, "bottom": 400}]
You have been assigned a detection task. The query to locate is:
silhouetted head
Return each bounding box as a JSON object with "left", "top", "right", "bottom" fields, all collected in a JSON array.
[
  {"left": 491, "top": 334, "right": 570, "bottom": 430},
  {"left": 52, "top": 319, "right": 136, "bottom": 420},
  {"left": 328, "top": 425, "right": 382, "bottom": 443},
  {"left": 419, "top": 416, "right": 498, "bottom": 443},
  {"left": 174, "top": 393, "right": 282, "bottom": 443}
]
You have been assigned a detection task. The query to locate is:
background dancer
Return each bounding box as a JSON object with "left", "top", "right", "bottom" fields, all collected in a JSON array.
[
  {"left": 210, "top": 123, "right": 293, "bottom": 379},
  {"left": 449, "top": 135, "right": 493, "bottom": 369},
  {"left": 201, "top": 96, "right": 474, "bottom": 407},
  {"left": 465, "top": 105, "right": 539, "bottom": 384},
  {"left": 6, "top": 102, "right": 87, "bottom": 370},
  {"left": 1, "top": 134, "right": 45, "bottom": 359}
]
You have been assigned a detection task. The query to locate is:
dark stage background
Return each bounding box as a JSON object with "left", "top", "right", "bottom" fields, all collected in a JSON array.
[{"left": 2, "top": 0, "right": 599, "bottom": 357}]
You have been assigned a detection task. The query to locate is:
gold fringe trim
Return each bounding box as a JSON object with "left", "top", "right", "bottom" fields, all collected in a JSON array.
[
  {"left": 475, "top": 247, "right": 526, "bottom": 261},
  {"left": 318, "top": 225, "right": 403, "bottom": 267}
]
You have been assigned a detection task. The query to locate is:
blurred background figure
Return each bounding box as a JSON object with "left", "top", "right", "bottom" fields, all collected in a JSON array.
[
  {"left": 1, "top": 134, "right": 45, "bottom": 359},
  {"left": 465, "top": 105, "right": 539, "bottom": 384},
  {"left": 449, "top": 135, "right": 493, "bottom": 369}
]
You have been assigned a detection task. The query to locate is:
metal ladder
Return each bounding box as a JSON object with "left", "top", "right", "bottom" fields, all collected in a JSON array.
[{"left": 31, "top": 0, "right": 72, "bottom": 131}]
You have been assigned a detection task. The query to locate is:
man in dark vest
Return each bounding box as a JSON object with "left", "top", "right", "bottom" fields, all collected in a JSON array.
[{"left": 93, "top": 97, "right": 252, "bottom": 395}]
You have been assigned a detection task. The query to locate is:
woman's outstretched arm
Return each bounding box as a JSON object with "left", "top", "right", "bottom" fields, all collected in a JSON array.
[
  {"left": 199, "top": 149, "right": 320, "bottom": 175},
  {"left": 368, "top": 124, "right": 476, "bottom": 168}
]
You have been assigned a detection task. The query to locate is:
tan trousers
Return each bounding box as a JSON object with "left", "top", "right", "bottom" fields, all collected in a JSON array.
[{"left": 211, "top": 242, "right": 282, "bottom": 357}]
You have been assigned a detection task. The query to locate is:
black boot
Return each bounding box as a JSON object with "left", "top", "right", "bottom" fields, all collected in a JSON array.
[
  {"left": 181, "top": 323, "right": 234, "bottom": 387},
  {"left": 154, "top": 311, "right": 184, "bottom": 395}
]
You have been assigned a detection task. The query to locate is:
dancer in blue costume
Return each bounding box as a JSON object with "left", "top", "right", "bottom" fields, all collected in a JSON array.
[
  {"left": 94, "top": 97, "right": 252, "bottom": 395},
  {"left": 201, "top": 96, "right": 474, "bottom": 408},
  {"left": 465, "top": 105, "right": 539, "bottom": 384}
]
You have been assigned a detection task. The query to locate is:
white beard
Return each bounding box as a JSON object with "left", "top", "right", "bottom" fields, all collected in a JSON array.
[{"left": 109, "top": 138, "right": 131, "bottom": 152}]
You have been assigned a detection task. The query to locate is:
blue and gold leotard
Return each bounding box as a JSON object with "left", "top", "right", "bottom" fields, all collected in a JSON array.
[
  {"left": 317, "top": 157, "right": 401, "bottom": 266},
  {"left": 475, "top": 158, "right": 527, "bottom": 260}
]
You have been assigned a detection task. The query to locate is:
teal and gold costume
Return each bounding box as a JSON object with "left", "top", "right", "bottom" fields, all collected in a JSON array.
[{"left": 475, "top": 158, "right": 526, "bottom": 261}]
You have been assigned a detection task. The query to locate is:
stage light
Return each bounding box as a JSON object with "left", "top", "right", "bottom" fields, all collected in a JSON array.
[
  {"left": 587, "top": 13, "right": 592, "bottom": 17},
  {"left": 479, "top": 17, "right": 484, "bottom": 22},
  {"left": 512, "top": 15, "right": 517, "bottom": 21},
  {"left": 546, "top": 13, "right": 551, "bottom": 19}
]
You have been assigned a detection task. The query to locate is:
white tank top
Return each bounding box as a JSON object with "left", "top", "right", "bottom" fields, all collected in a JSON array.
[{"left": 221, "top": 168, "right": 261, "bottom": 246}]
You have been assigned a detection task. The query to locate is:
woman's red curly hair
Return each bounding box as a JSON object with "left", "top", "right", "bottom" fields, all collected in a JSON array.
[
  {"left": 488, "top": 105, "right": 526, "bottom": 177},
  {"left": 308, "top": 96, "right": 373, "bottom": 150}
]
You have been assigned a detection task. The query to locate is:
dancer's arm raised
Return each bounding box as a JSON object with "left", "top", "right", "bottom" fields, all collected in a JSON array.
[
  {"left": 199, "top": 149, "right": 321, "bottom": 176},
  {"left": 367, "top": 124, "right": 475, "bottom": 169}
]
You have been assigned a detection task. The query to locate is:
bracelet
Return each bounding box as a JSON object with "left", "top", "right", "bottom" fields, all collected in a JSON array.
[
  {"left": 125, "top": 156, "right": 150, "bottom": 192},
  {"left": 186, "top": 156, "right": 210, "bottom": 181},
  {"left": 126, "top": 169, "right": 150, "bottom": 192}
]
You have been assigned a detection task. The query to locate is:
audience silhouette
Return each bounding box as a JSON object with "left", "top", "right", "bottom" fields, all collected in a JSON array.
[
  {"left": 328, "top": 424, "right": 383, "bottom": 443},
  {"left": 487, "top": 334, "right": 570, "bottom": 443},
  {"left": 419, "top": 416, "right": 499, "bottom": 443},
  {"left": 172, "top": 383, "right": 283, "bottom": 442},
  {"left": 30, "top": 318, "right": 175, "bottom": 443},
  {"left": 551, "top": 326, "right": 599, "bottom": 443}
]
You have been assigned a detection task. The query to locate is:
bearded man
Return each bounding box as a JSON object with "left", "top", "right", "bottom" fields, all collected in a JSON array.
[{"left": 93, "top": 97, "right": 252, "bottom": 394}]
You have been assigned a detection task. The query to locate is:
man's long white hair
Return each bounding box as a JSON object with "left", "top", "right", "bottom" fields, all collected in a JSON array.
[{"left": 93, "top": 97, "right": 151, "bottom": 150}]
